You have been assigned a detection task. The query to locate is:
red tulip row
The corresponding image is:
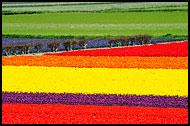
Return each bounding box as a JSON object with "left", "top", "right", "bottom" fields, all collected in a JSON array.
[
  {"left": 2, "top": 103, "right": 188, "bottom": 124},
  {"left": 44, "top": 41, "right": 188, "bottom": 57}
]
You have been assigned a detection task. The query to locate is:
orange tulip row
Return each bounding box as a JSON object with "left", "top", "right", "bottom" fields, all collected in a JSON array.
[{"left": 2, "top": 55, "right": 188, "bottom": 69}]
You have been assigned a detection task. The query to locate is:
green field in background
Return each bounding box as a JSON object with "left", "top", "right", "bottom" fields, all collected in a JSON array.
[
  {"left": 2, "top": 11, "right": 188, "bottom": 39},
  {"left": 2, "top": 2, "right": 187, "bottom": 12}
]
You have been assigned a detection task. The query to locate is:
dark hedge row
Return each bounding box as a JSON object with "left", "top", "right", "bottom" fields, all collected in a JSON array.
[
  {"left": 2, "top": 33, "right": 188, "bottom": 39},
  {"left": 2, "top": 8, "right": 188, "bottom": 15}
]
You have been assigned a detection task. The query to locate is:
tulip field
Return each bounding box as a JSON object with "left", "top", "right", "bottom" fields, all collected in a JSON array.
[
  {"left": 2, "top": 41, "right": 188, "bottom": 124},
  {"left": 2, "top": 2, "right": 188, "bottom": 124},
  {"left": 44, "top": 41, "right": 188, "bottom": 56}
]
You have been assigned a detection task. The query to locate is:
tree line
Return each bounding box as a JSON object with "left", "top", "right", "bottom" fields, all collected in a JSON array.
[
  {"left": 109, "top": 35, "right": 152, "bottom": 48},
  {"left": 2, "top": 35, "right": 152, "bottom": 56},
  {"left": 2, "top": 39, "right": 88, "bottom": 56}
]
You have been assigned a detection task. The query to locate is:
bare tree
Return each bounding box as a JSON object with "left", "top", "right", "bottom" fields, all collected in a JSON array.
[
  {"left": 119, "top": 36, "right": 130, "bottom": 46},
  {"left": 108, "top": 39, "right": 115, "bottom": 48},
  {"left": 2, "top": 43, "right": 12, "bottom": 56},
  {"left": 11, "top": 44, "right": 18, "bottom": 56},
  {"left": 128, "top": 36, "right": 136, "bottom": 46},
  {"left": 78, "top": 39, "right": 88, "bottom": 49},
  {"left": 63, "top": 39, "right": 79, "bottom": 51},
  {"left": 47, "top": 40, "right": 61, "bottom": 52},
  {"left": 114, "top": 38, "right": 122, "bottom": 47},
  {"left": 33, "top": 41, "right": 44, "bottom": 53},
  {"left": 109, "top": 36, "right": 131, "bottom": 48},
  {"left": 143, "top": 35, "right": 152, "bottom": 44},
  {"left": 133, "top": 35, "right": 143, "bottom": 45},
  {"left": 108, "top": 37, "right": 121, "bottom": 48},
  {"left": 24, "top": 42, "right": 33, "bottom": 54}
]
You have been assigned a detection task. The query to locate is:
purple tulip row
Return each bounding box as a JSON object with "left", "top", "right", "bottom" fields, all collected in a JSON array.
[
  {"left": 2, "top": 38, "right": 187, "bottom": 51},
  {"left": 2, "top": 92, "right": 188, "bottom": 108}
]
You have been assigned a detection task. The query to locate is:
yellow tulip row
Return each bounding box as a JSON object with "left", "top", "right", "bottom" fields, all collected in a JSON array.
[{"left": 2, "top": 66, "right": 188, "bottom": 97}]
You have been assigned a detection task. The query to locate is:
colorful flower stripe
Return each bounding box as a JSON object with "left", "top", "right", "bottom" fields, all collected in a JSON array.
[
  {"left": 3, "top": 66, "right": 188, "bottom": 97},
  {"left": 2, "top": 103, "right": 188, "bottom": 124},
  {"left": 2, "top": 56, "right": 188, "bottom": 69},
  {"left": 44, "top": 41, "right": 188, "bottom": 57},
  {"left": 2, "top": 92, "right": 188, "bottom": 108}
]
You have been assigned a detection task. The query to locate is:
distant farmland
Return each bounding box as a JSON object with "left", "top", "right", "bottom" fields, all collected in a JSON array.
[
  {"left": 2, "top": 2, "right": 187, "bottom": 12},
  {"left": 2, "top": 2, "right": 188, "bottom": 39},
  {"left": 2, "top": 12, "right": 188, "bottom": 39}
]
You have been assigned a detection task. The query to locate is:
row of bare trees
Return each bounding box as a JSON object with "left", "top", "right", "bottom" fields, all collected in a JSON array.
[
  {"left": 47, "top": 39, "right": 88, "bottom": 51},
  {"left": 2, "top": 35, "right": 152, "bottom": 56},
  {"left": 62, "top": 39, "right": 88, "bottom": 51},
  {"left": 2, "top": 42, "right": 43, "bottom": 56},
  {"left": 2, "top": 39, "right": 88, "bottom": 56},
  {"left": 109, "top": 35, "right": 152, "bottom": 48}
]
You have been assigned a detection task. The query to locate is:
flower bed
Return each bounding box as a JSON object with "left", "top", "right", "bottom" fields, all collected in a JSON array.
[
  {"left": 2, "top": 103, "right": 188, "bottom": 124},
  {"left": 2, "top": 66, "right": 188, "bottom": 97},
  {"left": 2, "top": 92, "right": 188, "bottom": 108},
  {"left": 2, "top": 39, "right": 188, "bottom": 124},
  {"left": 44, "top": 41, "right": 188, "bottom": 57},
  {"left": 2, "top": 56, "right": 188, "bottom": 69}
]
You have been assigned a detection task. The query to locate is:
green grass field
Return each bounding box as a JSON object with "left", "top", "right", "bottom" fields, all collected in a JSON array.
[
  {"left": 2, "top": 12, "right": 188, "bottom": 39},
  {"left": 2, "top": 2, "right": 188, "bottom": 39}
]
